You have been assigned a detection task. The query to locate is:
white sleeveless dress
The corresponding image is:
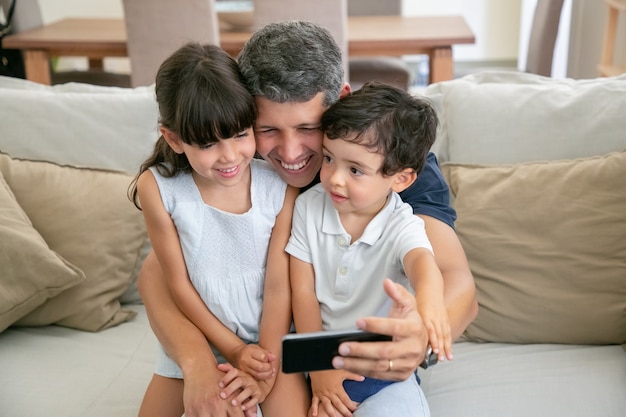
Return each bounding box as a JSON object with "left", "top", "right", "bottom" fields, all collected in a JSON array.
[{"left": 149, "top": 159, "right": 287, "bottom": 377}]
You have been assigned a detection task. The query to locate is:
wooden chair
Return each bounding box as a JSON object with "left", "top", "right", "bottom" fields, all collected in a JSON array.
[
  {"left": 525, "top": 0, "right": 565, "bottom": 76},
  {"left": 598, "top": 0, "right": 626, "bottom": 76},
  {"left": 1, "top": 0, "right": 131, "bottom": 87},
  {"left": 347, "top": 0, "right": 412, "bottom": 91},
  {"left": 455, "top": 0, "right": 564, "bottom": 78},
  {"left": 253, "top": 0, "right": 348, "bottom": 78},
  {"left": 122, "top": 0, "right": 220, "bottom": 87}
]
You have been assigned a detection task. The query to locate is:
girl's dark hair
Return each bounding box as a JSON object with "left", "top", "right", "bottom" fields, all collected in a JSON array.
[
  {"left": 129, "top": 42, "right": 256, "bottom": 208},
  {"left": 321, "top": 81, "right": 438, "bottom": 177}
]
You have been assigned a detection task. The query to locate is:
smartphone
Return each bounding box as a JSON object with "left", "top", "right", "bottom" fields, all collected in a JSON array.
[{"left": 281, "top": 329, "right": 392, "bottom": 373}]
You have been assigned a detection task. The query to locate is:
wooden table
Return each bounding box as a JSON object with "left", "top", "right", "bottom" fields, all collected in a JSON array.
[{"left": 3, "top": 16, "right": 474, "bottom": 86}]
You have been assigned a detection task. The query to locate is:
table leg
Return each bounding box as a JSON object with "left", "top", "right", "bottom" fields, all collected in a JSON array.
[
  {"left": 88, "top": 58, "right": 104, "bottom": 70},
  {"left": 23, "top": 50, "right": 52, "bottom": 85},
  {"left": 429, "top": 47, "right": 454, "bottom": 84}
]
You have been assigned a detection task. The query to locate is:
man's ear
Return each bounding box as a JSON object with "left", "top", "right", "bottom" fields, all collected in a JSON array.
[
  {"left": 391, "top": 168, "right": 417, "bottom": 193},
  {"left": 160, "top": 126, "right": 185, "bottom": 154},
  {"left": 339, "top": 82, "right": 351, "bottom": 98}
]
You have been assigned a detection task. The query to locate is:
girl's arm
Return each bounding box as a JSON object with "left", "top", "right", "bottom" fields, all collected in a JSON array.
[
  {"left": 258, "top": 185, "right": 299, "bottom": 359},
  {"left": 136, "top": 171, "right": 248, "bottom": 363},
  {"left": 403, "top": 247, "right": 452, "bottom": 361},
  {"left": 251, "top": 185, "right": 311, "bottom": 416}
]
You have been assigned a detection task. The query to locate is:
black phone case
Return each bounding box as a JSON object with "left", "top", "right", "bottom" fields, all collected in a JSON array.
[{"left": 282, "top": 330, "right": 392, "bottom": 373}]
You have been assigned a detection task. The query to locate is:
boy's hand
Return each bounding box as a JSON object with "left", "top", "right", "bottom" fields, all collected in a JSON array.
[
  {"left": 309, "top": 369, "right": 363, "bottom": 417},
  {"left": 418, "top": 301, "right": 453, "bottom": 362},
  {"left": 231, "top": 344, "right": 276, "bottom": 380}
]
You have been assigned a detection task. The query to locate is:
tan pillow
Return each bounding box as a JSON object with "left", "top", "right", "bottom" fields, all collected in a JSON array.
[
  {"left": 0, "top": 153, "right": 148, "bottom": 331},
  {"left": 0, "top": 171, "right": 85, "bottom": 332},
  {"left": 442, "top": 151, "right": 626, "bottom": 344}
]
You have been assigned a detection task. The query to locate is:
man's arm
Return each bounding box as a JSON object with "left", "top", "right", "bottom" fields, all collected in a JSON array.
[
  {"left": 137, "top": 251, "right": 246, "bottom": 417},
  {"left": 420, "top": 214, "right": 478, "bottom": 341}
]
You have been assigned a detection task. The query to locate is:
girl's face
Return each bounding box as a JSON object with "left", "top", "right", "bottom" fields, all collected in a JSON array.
[
  {"left": 320, "top": 134, "right": 396, "bottom": 218},
  {"left": 163, "top": 127, "right": 257, "bottom": 188}
]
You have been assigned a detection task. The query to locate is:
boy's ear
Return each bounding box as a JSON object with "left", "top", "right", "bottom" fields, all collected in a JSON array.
[
  {"left": 391, "top": 168, "right": 417, "bottom": 193},
  {"left": 160, "top": 126, "right": 185, "bottom": 154}
]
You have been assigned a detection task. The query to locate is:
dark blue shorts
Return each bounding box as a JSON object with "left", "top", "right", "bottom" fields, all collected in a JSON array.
[{"left": 342, "top": 377, "right": 396, "bottom": 403}]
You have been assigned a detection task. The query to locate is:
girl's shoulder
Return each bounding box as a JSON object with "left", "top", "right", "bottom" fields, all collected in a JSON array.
[{"left": 250, "top": 158, "right": 284, "bottom": 185}]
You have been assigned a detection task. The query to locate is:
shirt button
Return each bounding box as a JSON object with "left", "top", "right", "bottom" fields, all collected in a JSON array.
[
  {"left": 339, "top": 266, "right": 348, "bottom": 275},
  {"left": 338, "top": 237, "right": 347, "bottom": 246}
]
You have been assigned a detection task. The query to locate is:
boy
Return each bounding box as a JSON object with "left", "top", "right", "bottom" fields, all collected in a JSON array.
[{"left": 287, "top": 82, "right": 452, "bottom": 416}]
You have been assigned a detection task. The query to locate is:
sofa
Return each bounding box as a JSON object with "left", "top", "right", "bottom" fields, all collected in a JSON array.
[{"left": 0, "top": 71, "right": 624, "bottom": 417}]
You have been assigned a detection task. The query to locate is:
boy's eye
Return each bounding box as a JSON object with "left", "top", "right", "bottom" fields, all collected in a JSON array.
[
  {"left": 350, "top": 167, "right": 363, "bottom": 176},
  {"left": 323, "top": 155, "right": 333, "bottom": 163}
]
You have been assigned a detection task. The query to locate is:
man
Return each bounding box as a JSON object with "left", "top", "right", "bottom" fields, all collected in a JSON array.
[{"left": 138, "top": 21, "right": 477, "bottom": 417}]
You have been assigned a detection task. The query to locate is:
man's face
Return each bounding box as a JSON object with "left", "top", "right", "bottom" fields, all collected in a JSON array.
[{"left": 253, "top": 93, "right": 327, "bottom": 188}]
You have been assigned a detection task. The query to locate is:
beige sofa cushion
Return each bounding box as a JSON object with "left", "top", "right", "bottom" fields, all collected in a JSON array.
[
  {"left": 442, "top": 151, "right": 626, "bottom": 344},
  {"left": 0, "top": 171, "right": 85, "bottom": 333},
  {"left": 0, "top": 153, "right": 148, "bottom": 331}
]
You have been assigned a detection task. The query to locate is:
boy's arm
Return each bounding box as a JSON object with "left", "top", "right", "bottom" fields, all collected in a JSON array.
[
  {"left": 290, "top": 256, "right": 323, "bottom": 333},
  {"left": 136, "top": 172, "right": 247, "bottom": 363},
  {"left": 403, "top": 246, "right": 452, "bottom": 360}
]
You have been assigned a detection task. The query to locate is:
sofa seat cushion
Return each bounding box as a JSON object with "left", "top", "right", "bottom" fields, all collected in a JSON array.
[
  {"left": 0, "top": 170, "right": 85, "bottom": 332},
  {"left": 442, "top": 151, "right": 626, "bottom": 344},
  {"left": 420, "top": 342, "right": 626, "bottom": 417},
  {"left": 0, "top": 304, "right": 156, "bottom": 417},
  {"left": 0, "top": 153, "right": 148, "bottom": 332}
]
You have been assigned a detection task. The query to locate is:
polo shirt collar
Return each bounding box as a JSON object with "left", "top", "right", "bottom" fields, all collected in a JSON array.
[{"left": 320, "top": 191, "right": 396, "bottom": 246}]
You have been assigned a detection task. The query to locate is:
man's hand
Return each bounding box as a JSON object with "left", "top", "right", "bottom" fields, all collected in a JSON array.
[
  {"left": 217, "top": 362, "right": 271, "bottom": 414},
  {"left": 331, "top": 279, "right": 428, "bottom": 381},
  {"left": 182, "top": 363, "right": 248, "bottom": 417}
]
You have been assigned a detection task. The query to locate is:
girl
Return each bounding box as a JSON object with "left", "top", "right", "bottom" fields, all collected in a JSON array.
[{"left": 129, "top": 42, "right": 302, "bottom": 417}]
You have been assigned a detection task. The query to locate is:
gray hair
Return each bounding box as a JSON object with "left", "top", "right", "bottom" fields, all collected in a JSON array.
[{"left": 237, "top": 20, "right": 344, "bottom": 107}]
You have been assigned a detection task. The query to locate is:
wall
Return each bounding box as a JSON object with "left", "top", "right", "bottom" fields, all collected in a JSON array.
[{"left": 402, "top": 0, "right": 522, "bottom": 63}]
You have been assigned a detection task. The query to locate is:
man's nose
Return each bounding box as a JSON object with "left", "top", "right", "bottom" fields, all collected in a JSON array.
[{"left": 277, "top": 134, "right": 304, "bottom": 162}]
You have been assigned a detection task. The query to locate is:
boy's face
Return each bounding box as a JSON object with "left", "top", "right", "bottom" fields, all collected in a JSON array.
[{"left": 319, "top": 135, "right": 398, "bottom": 218}]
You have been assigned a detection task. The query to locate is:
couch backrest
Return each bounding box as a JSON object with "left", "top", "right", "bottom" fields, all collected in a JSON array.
[
  {"left": 423, "top": 71, "right": 626, "bottom": 165},
  {"left": 0, "top": 76, "right": 159, "bottom": 174}
]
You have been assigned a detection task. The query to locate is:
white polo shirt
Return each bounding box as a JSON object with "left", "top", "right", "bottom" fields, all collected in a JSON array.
[{"left": 286, "top": 183, "right": 433, "bottom": 331}]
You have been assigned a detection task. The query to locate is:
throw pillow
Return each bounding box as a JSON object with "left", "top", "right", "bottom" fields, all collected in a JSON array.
[
  {"left": 0, "top": 170, "right": 85, "bottom": 333},
  {"left": 442, "top": 151, "right": 626, "bottom": 344},
  {"left": 0, "top": 153, "right": 148, "bottom": 331}
]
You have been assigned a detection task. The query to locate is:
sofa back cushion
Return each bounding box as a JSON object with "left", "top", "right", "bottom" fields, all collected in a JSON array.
[
  {"left": 0, "top": 76, "right": 157, "bottom": 306},
  {"left": 0, "top": 76, "right": 159, "bottom": 173},
  {"left": 424, "top": 72, "right": 626, "bottom": 165},
  {"left": 0, "top": 153, "right": 147, "bottom": 331},
  {"left": 442, "top": 151, "right": 626, "bottom": 344}
]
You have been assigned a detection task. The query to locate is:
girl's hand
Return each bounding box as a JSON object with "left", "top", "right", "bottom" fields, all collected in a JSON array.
[
  {"left": 217, "top": 363, "right": 271, "bottom": 414},
  {"left": 308, "top": 369, "right": 362, "bottom": 417},
  {"left": 418, "top": 301, "right": 453, "bottom": 362},
  {"left": 231, "top": 344, "right": 276, "bottom": 380}
]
